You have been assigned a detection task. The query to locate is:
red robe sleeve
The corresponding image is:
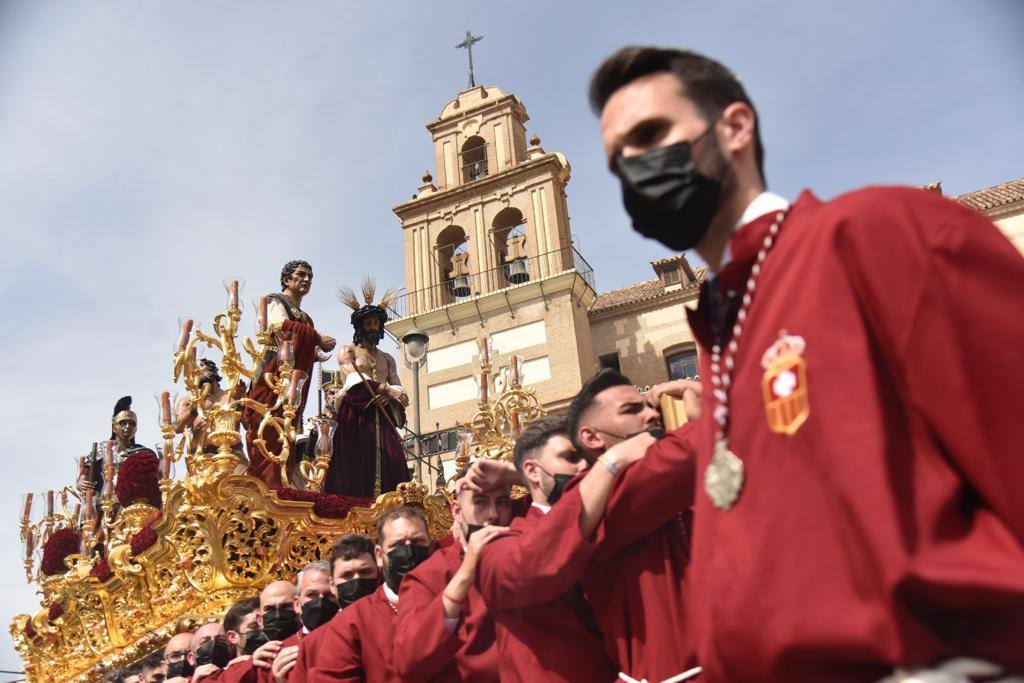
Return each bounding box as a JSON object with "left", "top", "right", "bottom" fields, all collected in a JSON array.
[
  {"left": 475, "top": 488, "right": 597, "bottom": 610},
  {"left": 392, "top": 553, "right": 462, "bottom": 680},
  {"left": 596, "top": 421, "right": 700, "bottom": 559},
  {"left": 836, "top": 188, "right": 1024, "bottom": 540},
  {"left": 301, "top": 611, "right": 364, "bottom": 683},
  {"left": 219, "top": 659, "right": 258, "bottom": 683}
]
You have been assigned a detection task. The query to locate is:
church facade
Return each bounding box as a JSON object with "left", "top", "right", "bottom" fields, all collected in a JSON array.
[{"left": 385, "top": 84, "right": 1024, "bottom": 482}]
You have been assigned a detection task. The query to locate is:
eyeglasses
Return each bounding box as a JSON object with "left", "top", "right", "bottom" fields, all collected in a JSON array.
[{"left": 165, "top": 651, "right": 186, "bottom": 663}]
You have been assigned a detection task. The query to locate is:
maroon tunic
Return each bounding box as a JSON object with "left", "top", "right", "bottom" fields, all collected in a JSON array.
[
  {"left": 684, "top": 187, "right": 1024, "bottom": 681},
  {"left": 324, "top": 380, "right": 410, "bottom": 498},
  {"left": 285, "top": 625, "right": 328, "bottom": 682},
  {"left": 243, "top": 308, "right": 320, "bottom": 490},
  {"left": 474, "top": 489, "right": 616, "bottom": 682},
  {"left": 393, "top": 542, "right": 499, "bottom": 682},
  {"left": 580, "top": 424, "right": 702, "bottom": 682},
  {"left": 290, "top": 585, "right": 400, "bottom": 683}
]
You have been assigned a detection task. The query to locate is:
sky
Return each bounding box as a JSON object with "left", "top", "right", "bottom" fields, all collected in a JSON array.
[{"left": 1, "top": 0, "right": 1022, "bottom": 673}]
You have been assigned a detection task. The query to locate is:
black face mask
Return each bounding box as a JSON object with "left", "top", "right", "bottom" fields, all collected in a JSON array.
[
  {"left": 242, "top": 628, "right": 269, "bottom": 655},
  {"left": 194, "top": 636, "right": 233, "bottom": 668},
  {"left": 261, "top": 605, "right": 300, "bottom": 642},
  {"left": 336, "top": 578, "right": 378, "bottom": 607},
  {"left": 613, "top": 135, "right": 723, "bottom": 251},
  {"left": 536, "top": 465, "right": 573, "bottom": 506},
  {"left": 165, "top": 657, "right": 194, "bottom": 678},
  {"left": 385, "top": 544, "right": 431, "bottom": 593},
  {"left": 300, "top": 596, "right": 340, "bottom": 631},
  {"left": 464, "top": 523, "right": 485, "bottom": 540}
]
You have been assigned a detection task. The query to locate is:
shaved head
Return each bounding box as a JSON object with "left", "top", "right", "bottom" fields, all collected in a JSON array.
[
  {"left": 260, "top": 579, "right": 297, "bottom": 610},
  {"left": 164, "top": 631, "right": 192, "bottom": 656}
]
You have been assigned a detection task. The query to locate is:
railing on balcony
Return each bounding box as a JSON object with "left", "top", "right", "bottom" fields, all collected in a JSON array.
[{"left": 388, "top": 244, "right": 596, "bottom": 320}]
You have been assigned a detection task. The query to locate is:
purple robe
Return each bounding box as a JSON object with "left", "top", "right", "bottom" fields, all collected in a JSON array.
[{"left": 323, "top": 380, "right": 410, "bottom": 498}]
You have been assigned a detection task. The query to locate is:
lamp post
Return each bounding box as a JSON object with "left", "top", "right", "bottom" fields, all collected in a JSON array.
[{"left": 401, "top": 329, "right": 430, "bottom": 483}]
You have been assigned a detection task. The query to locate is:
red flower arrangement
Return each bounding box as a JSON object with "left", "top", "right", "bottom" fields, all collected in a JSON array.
[
  {"left": 130, "top": 526, "right": 157, "bottom": 556},
  {"left": 115, "top": 450, "right": 162, "bottom": 508},
  {"left": 278, "top": 488, "right": 371, "bottom": 519},
  {"left": 90, "top": 559, "right": 113, "bottom": 582},
  {"left": 40, "top": 528, "right": 82, "bottom": 576},
  {"left": 48, "top": 602, "right": 63, "bottom": 621}
]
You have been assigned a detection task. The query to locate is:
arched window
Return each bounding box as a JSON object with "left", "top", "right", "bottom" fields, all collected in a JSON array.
[
  {"left": 436, "top": 225, "right": 471, "bottom": 301},
  {"left": 665, "top": 344, "right": 698, "bottom": 380},
  {"left": 461, "top": 136, "right": 488, "bottom": 183},
  {"left": 492, "top": 207, "right": 529, "bottom": 286}
]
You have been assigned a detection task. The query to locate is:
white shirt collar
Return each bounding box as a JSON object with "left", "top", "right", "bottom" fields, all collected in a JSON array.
[
  {"left": 531, "top": 502, "right": 551, "bottom": 514},
  {"left": 383, "top": 583, "right": 399, "bottom": 604},
  {"left": 715, "top": 191, "right": 789, "bottom": 272}
]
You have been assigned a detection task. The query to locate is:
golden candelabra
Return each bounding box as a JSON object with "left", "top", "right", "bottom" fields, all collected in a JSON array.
[
  {"left": 167, "top": 283, "right": 320, "bottom": 490},
  {"left": 454, "top": 336, "right": 546, "bottom": 473}
]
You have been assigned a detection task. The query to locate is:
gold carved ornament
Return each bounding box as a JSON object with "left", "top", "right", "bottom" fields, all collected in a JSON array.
[{"left": 11, "top": 281, "right": 453, "bottom": 682}]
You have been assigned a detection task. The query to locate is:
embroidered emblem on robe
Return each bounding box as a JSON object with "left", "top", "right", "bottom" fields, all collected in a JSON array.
[{"left": 760, "top": 331, "right": 809, "bottom": 435}]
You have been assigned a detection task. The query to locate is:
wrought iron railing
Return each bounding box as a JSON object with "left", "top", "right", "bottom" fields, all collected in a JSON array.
[{"left": 387, "top": 245, "right": 596, "bottom": 319}]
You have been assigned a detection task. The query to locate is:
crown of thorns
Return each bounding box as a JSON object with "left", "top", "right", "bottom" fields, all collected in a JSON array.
[{"left": 337, "top": 276, "right": 399, "bottom": 325}]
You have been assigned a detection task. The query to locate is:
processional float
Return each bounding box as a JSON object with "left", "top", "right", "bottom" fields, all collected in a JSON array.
[{"left": 10, "top": 279, "right": 544, "bottom": 682}]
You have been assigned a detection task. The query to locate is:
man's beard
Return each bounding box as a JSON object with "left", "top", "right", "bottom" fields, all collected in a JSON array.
[{"left": 358, "top": 330, "right": 382, "bottom": 346}]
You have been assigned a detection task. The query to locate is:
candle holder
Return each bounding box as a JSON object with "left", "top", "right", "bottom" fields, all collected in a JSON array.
[
  {"left": 223, "top": 278, "right": 245, "bottom": 312},
  {"left": 299, "top": 417, "right": 338, "bottom": 492}
]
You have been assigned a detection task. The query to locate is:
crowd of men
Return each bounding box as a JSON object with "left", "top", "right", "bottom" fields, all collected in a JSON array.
[{"left": 102, "top": 41, "right": 1024, "bottom": 683}]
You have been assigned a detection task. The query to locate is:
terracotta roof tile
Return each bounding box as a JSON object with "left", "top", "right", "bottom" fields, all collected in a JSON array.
[
  {"left": 952, "top": 178, "right": 1024, "bottom": 213},
  {"left": 591, "top": 267, "right": 707, "bottom": 315}
]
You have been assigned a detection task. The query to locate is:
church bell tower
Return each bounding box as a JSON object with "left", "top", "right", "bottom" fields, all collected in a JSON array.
[{"left": 387, "top": 83, "right": 598, "bottom": 457}]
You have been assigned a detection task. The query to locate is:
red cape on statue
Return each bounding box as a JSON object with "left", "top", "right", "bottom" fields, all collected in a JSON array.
[{"left": 242, "top": 317, "right": 319, "bottom": 490}]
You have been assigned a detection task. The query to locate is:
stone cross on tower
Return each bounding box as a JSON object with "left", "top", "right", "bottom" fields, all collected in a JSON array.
[{"left": 455, "top": 30, "right": 484, "bottom": 88}]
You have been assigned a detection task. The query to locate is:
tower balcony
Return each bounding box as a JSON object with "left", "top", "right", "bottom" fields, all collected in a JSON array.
[{"left": 387, "top": 245, "right": 596, "bottom": 329}]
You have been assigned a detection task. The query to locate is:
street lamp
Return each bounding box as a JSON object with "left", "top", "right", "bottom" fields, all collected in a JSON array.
[{"left": 401, "top": 329, "right": 430, "bottom": 483}]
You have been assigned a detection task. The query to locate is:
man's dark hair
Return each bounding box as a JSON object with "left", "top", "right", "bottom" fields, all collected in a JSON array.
[
  {"left": 123, "top": 663, "right": 142, "bottom": 676},
  {"left": 223, "top": 597, "right": 259, "bottom": 634},
  {"left": 351, "top": 305, "right": 388, "bottom": 346},
  {"left": 141, "top": 650, "right": 165, "bottom": 673},
  {"left": 589, "top": 46, "right": 765, "bottom": 182},
  {"left": 376, "top": 506, "right": 428, "bottom": 545},
  {"left": 512, "top": 413, "right": 570, "bottom": 475},
  {"left": 102, "top": 669, "right": 126, "bottom": 683},
  {"left": 566, "top": 368, "right": 632, "bottom": 452},
  {"left": 199, "top": 358, "right": 222, "bottom": 384},
  {"left": 330, "top": 533, "right": 376, "bottom": 571},
  {"left": 280, "top": 260, "right": 313, "bottom": 291}
]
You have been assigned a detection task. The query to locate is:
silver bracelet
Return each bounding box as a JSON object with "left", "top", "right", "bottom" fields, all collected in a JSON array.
[{"left": 598, "top": 455, "right": 620, "bottom": 476}]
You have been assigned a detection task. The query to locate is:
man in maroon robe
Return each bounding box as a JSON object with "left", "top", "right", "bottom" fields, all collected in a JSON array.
[
  {"left": 567, "top": 369, "right": 701, "bottom": 682},
  {"left": 392, "top": 467, "right": 512, "bottom": 681},
  {"left": 471, "top": 415, "right": 654, "bottom": 683},
  {"left": 592, "top": 46, "right": 1024, "bottom": 681},
  {"left": 243, "top": 260, "right": 335, "bottom": 490},
  {"left": 326, "top": 289, "right": 410, "bottom": 498},
  {"left": 285, "top": 534, "right": 379, "bottom": 682},
  {"left": 290, "top": 506, "right": 432, "bottom": 682}
]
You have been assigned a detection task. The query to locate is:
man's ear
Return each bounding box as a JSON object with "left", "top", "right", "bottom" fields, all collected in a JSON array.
[
  {"left": 577, "top": 425, "right": 604, "bottom": 452},
  {"left": 226, "top": 631, "right": 239, "bottom": 646},
  {"left": 521, "top": 460, "right": 541, "bottom": 488},
  {"left": 718, "top": 101, "right": 756, "bottom": 158},
  {"left": 374, "top": 544, "right": 384, "bottom": 569}
]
